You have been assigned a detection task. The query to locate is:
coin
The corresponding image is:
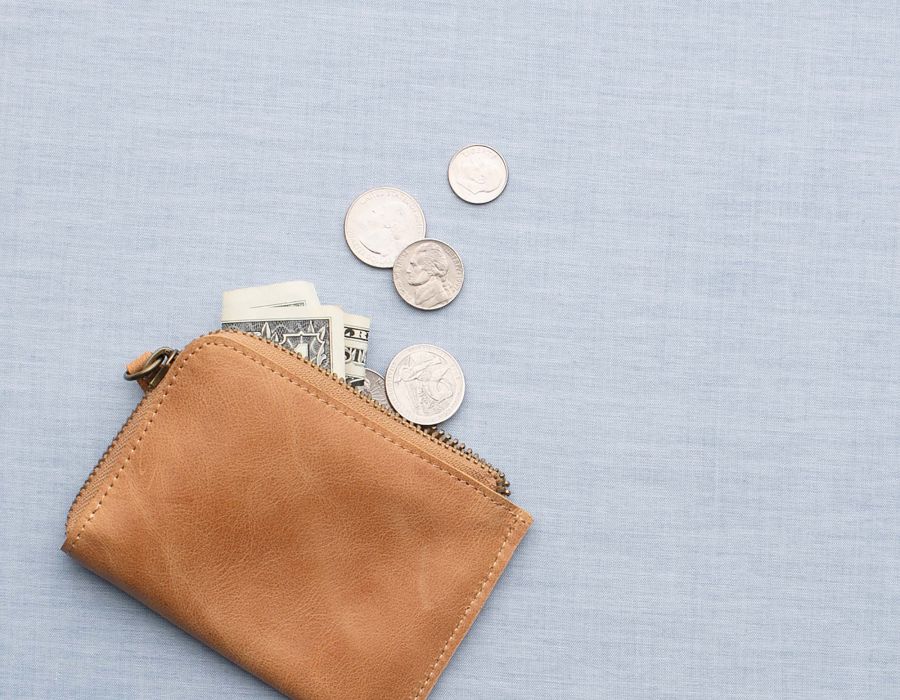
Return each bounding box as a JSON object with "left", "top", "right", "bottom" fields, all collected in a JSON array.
[
  {"left": 361, "top": 368, "right": 390, "bottom": 409},
  {"left": 385, "top": 344, "right": 465, "bottom": 425},
  {"left": 392, "top": 239, "right": 464, "bottom": 310},
  {"left": 447, "top": 145, "right": 508, "bottom": 204},
  {"left": 344, "top": 187, "right": 427, "bottom": 267}
]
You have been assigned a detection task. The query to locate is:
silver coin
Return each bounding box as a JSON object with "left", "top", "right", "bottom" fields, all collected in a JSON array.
[
  {"left": 447, "top": 145, "right": 508, "bottom": 204},
  {"left": 361, "top": 368, "right": 391, "bottom": 409},
  {"left": 344, "top": 187, "right": 426, "bottom": 268},
  {"left": 385, "top": 344, "right": 465, "bottom": 425},
  {"left": 392, "top": 239, "right": 464, "bottom": 310}
]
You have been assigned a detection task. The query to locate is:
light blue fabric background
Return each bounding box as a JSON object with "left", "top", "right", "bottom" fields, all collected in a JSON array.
[{"left": 1, "top": 2, "right": 898, "bottom": 698}]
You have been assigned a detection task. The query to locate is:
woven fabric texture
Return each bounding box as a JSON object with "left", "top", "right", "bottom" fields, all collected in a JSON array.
[{"left": 1, "top": 2, "right": 898, "bottom": 698}]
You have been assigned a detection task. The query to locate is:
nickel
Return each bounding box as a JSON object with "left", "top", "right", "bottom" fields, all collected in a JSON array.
[
  {"left": 385, "top": 344, "right": 465, "bottom": 425},
  {"left": 448, "top": 145, "right": 508, "bottom": 204},
  {"left": 344, "top": 187, "right": 426, "bottom": 267},
  {"left": 392, "top": 239, "right": 464, "bottom": 310}
]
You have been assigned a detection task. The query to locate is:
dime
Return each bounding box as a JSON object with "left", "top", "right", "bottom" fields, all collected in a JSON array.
[
  {"left": 361, "top": 368, "right": 390, "bottom": 409},
  {"left": 344, "top": 187, "right": 427, "bottom": 268},
  {"left": 385, "top": 344, "right": 465, "bottom": 425},
  {"left": 392, "top": 239, "right": 464, "bottom": 310},
  {"left": 447, "top": 145, "right": 508, "bottom": 204}
]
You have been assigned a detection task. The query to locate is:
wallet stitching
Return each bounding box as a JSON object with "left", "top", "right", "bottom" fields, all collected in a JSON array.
[
  {"left": 210, "top": 340, "right": 524, "bottom": 518},
  {"left": 410, "top": 515, "right": 526, "bottom": 700},
  {"left": 68, "top": 338, "right": 527, "bottom": 698},
  {"left": 70, "top": 337, "right": 524, "bottom": 543},
  {"left": 68, "top": 372, "right": 175, "bottom": 550}
]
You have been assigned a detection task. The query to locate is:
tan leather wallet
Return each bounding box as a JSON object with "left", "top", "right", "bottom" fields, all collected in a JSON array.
[{"left": 63, "top": 330, "right": 532, "bottom": 699}]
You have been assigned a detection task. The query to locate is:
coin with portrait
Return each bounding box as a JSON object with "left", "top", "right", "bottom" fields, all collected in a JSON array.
[
  {"left": 344, "top": 187, "right": 427, "bottom": 267},
  {"left": 385, "top": 344, "right": 465, "bottom": 425},
  {"left": 392, "top": 239, "right": 464, "bottom": 310},
  {"left": 447, "top": 145, "right": 508, "bottom": 204}
]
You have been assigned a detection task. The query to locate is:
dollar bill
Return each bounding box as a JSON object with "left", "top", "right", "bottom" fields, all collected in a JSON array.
[
  {"left": 222, "top": 304, "right": 346, "bottom": 377},
  {"left": 343, "top": 313, "right": 370, "bottom": 389},
  {"left": 221, "top": 281, "right": 372, "bottom": 384},
  {"left": 222, "top": 281, "right": 320, "bottom": 317}
]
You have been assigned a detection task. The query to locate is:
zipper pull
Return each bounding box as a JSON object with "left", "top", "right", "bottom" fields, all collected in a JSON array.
[{"left": 124, "top": 347, "right": 180, "bottom": 391}]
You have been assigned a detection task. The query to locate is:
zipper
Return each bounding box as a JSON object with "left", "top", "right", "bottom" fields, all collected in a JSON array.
[
  {"left": 217, "top": 328, "right": 511, "bottom": 497},
  {"left": 420, "top": 426, "right": 509, "bottom": 494},
  {"left": 67, "top": 330, "right": 510, "bottom": 535}
]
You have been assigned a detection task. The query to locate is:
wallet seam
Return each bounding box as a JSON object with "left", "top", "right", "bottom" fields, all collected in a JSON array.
[
  {"left": 69, "top": 365, "right": 176, "bottom": 550},
  {"left": 208, "top": 339, "right": 525, "bottom": 519},
  {"left": 68, "top": 338, "right": 527, "bottom": 699},
  {"left": 410, "top": 514, "right": 527, "bottom": 700}
]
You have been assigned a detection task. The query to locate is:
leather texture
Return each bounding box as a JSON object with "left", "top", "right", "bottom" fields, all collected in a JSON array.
[{"left": 62, "top": 332, "right": 532, "bottom": 700}]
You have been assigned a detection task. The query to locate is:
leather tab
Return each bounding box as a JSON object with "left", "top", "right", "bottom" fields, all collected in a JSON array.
[{"left": 125, "top": 352, "right": 153, "bottom": 392}]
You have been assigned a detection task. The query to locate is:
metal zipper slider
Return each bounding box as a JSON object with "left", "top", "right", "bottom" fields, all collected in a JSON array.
[{"left": 124, "top": 347, "right": 180, "bottom": 390}]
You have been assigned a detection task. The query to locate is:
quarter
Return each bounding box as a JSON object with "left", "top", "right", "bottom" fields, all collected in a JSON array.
[
  {"left": 344, "top": 187, "right": 427, "bottom": 267},
  {"left": 447, "top": 145, "right": 508, "bottom": 204},
  {"left": 385, "top": 344, "right": 465, "bottom": 425},
  {"left": 392, "top": 239, "right": 464, "bottom": 310}
]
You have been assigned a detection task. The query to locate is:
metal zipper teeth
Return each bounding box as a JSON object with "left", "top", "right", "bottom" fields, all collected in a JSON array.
[
  {"left": 419, "top": 426, "right": 509, "bottom": 495},
  {"left": 217, "top": 328, "right": 512, "bottom": 496}
]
